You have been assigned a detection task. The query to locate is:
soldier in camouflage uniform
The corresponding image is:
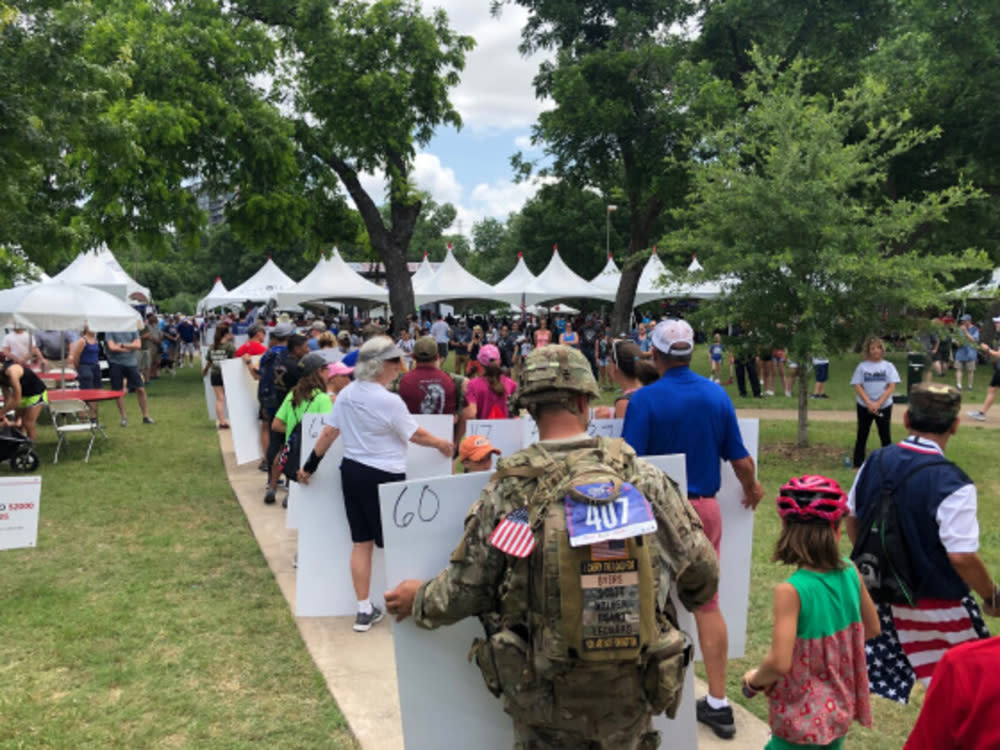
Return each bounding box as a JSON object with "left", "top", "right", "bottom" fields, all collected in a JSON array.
[{"left": 385, "top": 345, "right": 719, "bottom": 749}]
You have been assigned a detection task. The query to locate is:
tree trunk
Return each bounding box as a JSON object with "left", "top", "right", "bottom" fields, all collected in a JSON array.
[
  {"left": 611, "top": 262, "right": 641, "bottom": 335},
  {"left": 796, "top": 363, "right": 809, "bottom": 448},
  {"left": 610, "top": 199, "right": 656, "bottom": 335}
]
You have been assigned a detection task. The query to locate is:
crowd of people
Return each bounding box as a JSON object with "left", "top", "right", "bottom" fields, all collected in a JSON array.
[{"left": 3, "top": 299, "right": 1000, "bottom": 747}]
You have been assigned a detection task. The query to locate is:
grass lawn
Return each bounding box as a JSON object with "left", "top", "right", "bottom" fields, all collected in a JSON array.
[{"left": 0, "top": 367, "right": 354, "bottom": 749}]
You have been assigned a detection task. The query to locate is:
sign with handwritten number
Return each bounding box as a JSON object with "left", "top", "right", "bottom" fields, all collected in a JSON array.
[
  {"left": 294, "top": 413, "right": 452, "bottom": 617},
  {"left": 465, "top": 419, "right": 523, "bottom": 469}
]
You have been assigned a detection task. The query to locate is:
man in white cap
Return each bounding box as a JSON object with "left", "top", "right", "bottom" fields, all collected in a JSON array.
[
  {"left": 622, "top": 318, "right": 763, "bottom": 740},
  {"left": 967, "top": 315, "right": 1000, "bottom": 421}
]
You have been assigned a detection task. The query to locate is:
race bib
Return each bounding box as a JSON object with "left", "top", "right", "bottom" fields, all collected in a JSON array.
[{"left": 564, "top": 482, "right": 657, "bottom": 548}]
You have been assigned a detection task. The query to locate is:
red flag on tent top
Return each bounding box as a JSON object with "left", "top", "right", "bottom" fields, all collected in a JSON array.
[
  {"left": 215, "top": 276, "right": 221, "bottom": 282},
  {"left": 517, "top": 251, "right": 523, "bottom": 258},
  {"left": 652, "top": 246, "right": 658, "bottom": 255},
  {"left": 447, "top": 242, "right": 453, "bottom": 251},
  {"left": 553, "top": 243, "right": 558, "bottom": 252}
]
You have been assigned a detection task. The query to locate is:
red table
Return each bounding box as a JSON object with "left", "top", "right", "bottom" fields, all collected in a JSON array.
[{"left": 48, "top": 389, "right": 124, "bottom": 403}]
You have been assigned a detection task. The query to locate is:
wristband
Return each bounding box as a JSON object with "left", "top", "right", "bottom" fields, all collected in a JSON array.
[{"left": 302, "top": 450, "right": 322, "bottom": 475}]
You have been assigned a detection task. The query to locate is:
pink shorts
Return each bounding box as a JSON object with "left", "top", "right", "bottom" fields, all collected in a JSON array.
[{"left": 689, "top": 496, "right": 722, "bottom": 611}]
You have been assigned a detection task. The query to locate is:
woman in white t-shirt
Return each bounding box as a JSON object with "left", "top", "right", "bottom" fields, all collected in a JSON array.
[
  {"left": 850, "top": 336, "right": 901, "bottom": 468},
  {"left": 296, "top": 336, "right": 453, "bottom": 633}
]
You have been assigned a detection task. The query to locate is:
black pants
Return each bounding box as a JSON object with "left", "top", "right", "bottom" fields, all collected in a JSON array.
[
  {"left": 266, "top": 428, "right": 284, "bottom": 469},
  {"left": 734, "top": 358, "right": 760, "bottom": 397},
  {"left": 853, "top": 403, "right": 892, "bottom": 468}
]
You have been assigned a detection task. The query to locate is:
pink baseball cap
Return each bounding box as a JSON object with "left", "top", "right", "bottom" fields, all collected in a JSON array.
[
  {"left": 477, "top": 344, "right": 501, "bottom": 366},
  {"left": 327, "top": 361, "right": 354, "bottom": 377}
]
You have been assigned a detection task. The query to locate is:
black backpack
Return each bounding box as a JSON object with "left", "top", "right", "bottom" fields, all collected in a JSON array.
[
  {"left": 257, "top": 348, "right": 288, "bottom": 410},
  {"left": 850, "top": 451, "right": 951, "bottom": 606},
  {"left": 278, "top": 397, "right": 316, "bottom": 482}
]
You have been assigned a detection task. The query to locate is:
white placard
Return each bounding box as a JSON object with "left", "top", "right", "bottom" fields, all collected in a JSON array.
[
  {"left": 465, "top": 419, "right": 523, "bottom": 469},
  {"left": 221, "top": 358, "right": 261, "bottom": 466},
  {"left": 295, "top": 413, "right": 453, "bottom": 617},
  {"left": 285, "top": 478, "right": 300, "bottom": 530},
  {"left": 0, "top": 477, "right": 41, "bottom": 550},
  {"left": 381, "top": 454, "right": 699, "bottom": 750},
  {"left": 586, "top": 418, "right": 623, "bottom": 439}
]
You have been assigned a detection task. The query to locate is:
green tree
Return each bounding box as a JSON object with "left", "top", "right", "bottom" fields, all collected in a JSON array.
[
  {"left": 670, "top": 54, "right": 986, "bottom": 447},
  {"left": 495, "top": 0, "right": 720, "bottom": 333},
  {"left": 267, "top": 0, "right": 474, "bottom": 330}
]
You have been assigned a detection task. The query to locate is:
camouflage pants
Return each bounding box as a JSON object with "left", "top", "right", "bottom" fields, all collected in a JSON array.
[{"left": 508, "top": 666, "right": 658, "bottom": 749}]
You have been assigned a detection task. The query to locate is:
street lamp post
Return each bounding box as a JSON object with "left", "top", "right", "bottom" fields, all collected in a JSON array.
[{"left": 606, "top": 204, "right": 618, "bottom": 258}]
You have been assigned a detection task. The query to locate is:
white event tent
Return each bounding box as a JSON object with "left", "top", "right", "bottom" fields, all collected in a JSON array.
[
  {"left": 635, "top": 251, "right": 675, "bottom": 305},
  {"left": 224, "top": 257, "right": 296, "bottom": 304},
  {"left": 590, "top": 255, "right": 620, "bottom": 297},
  {"left": 950, "top": 267, "right": 1000, "bottom": 300},
  {"left": 413, "top": 248, "right": 507, "bottom": 306},
  {"left": 663, "top": 254, "right": 733, "bottom": 300},
  {"left": 197, "top": 277, "right": 236, "bottom": 312},
  {"left": 51, "top": 251, "right": 129, "bottom": 301},
  {"left": 410, "top": 253, "right": 438, "bottom": 288},
  {"left": 493, "top": 252, "right": 539, "bottom": 306},
  {"left": 274, "top": 248, "right": 388, "bottom": 308},
  {"left": 95, "top": 245, "right": 151, "bottom": 302},
  {"left": 523, "top": 248, "right": 616, "bottom": 305}
]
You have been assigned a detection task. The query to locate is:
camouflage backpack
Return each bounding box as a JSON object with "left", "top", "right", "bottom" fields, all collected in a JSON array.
[{"left": 473, "top": 438, "right": 690, "bottom": 717}]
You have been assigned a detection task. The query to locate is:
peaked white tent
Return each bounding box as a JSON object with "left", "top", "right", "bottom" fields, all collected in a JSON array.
[
  {"left": 635, "top": 251, "right": 674, "bottom": 305},
  {"left": 950, "top": 267, "right": 1000, "bottom": 299},
  {"left": 665, "top": 254, "right": 734, "bottom": 300},
  {"left": 413, "top": 248, "right": 506, "bottom": 306},
  {"left": 493, "top": 253, "right": 539, "bottom": 306},
  {"left": 274, "top": 248, "right": 388, "bottom": 307},
  {"left": 410, "top": 253, "right": 438, "bottom": 287},
  {"left": 50, "top": 251, "right": 129, "bottom": 301},
  {"left": 523, "top": 248, "right": 615, "bottom": 305},
  {"left": 197, "top": 277, "right": 236, "bottom": 312},
  {"left": 224, "top": 257, "right": 297, "bottom": 304},
  {"left": 590, "top": 255, "right": 620, "bottom": 296},
  {"left": 95, "top": 245, "right": 151, "bottom": 302}
]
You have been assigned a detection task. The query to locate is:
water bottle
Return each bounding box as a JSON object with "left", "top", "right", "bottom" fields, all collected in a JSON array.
[{"left": 843, "top": 454, "right": 851, "bottom": 468}]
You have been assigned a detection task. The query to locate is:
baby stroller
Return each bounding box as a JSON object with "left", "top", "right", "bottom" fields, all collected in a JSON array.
[{"left": 0, "top": 426, "right": 40, "bottom": 472}]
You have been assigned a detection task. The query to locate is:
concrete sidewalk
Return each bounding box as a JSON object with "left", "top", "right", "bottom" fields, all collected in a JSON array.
[{"left": 219, "top": 431, "right": 772, "bottom": 749}]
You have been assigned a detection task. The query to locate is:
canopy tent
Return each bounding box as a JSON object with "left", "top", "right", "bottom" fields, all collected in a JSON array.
[
  {"left": 94, "top": 245, "right": 151, "bottom": 302},
  {"left": 50, "top": 251, "right": 128, "bottom": 301},
  {"left": 493, "top": 253, "right": 539, "bottom": 306},
  {"left": 197, "top": 277, "right": 236, "bottom": 312},
  {"left": 662, "top": 254, "right": 735, "bottom": 300},
  {"left": 410, "top": 253, "right": 438, "bottom": 288},
  {"left": 413, "top": 248, "right": 507, "bottom": 306},
  {"left": 223, "top": 257, "right": 296, "bottom": 304},
  {"left": 589, "top": 255, "right": 620, "bottom": 296},
  {"left": 635, "top": 251, "right": 675, "bottom": 305},
  {"left": 0, "top": 281, "right": 142, "bottom": 332},
  {"left": 949, "top": 268, "right": 1000, "bottom": 299},
  {"left": 274, "top": 248, "right": 388, "bottom": 308},
  {"left": 522, "top": 248, "right": 616, "bottom": 305},
  {"left": 524, "top": 303, "right": 579, "bottom": 316}
]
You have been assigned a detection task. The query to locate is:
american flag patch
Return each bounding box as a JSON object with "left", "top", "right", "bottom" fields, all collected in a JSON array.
[
  {"left": 488, "top": 508, "right": 536, "bottom": 558},
  {"left": 591, "top": 539, "right": 628, "bottom": 560}
]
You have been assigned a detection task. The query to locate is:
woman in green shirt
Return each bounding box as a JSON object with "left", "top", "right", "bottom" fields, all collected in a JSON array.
[{"left": 265, "top": 353, "right": 333, "bottom": 506}]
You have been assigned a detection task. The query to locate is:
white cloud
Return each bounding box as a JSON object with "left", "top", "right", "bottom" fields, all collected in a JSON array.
[
  {"left": 413, "top": 153, "right": 463, "bottom": 204},
  {"left": 514, "top": 134, "right": 535, "bottom": 150}
]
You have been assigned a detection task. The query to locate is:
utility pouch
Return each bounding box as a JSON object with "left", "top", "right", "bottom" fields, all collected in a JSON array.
[
  {"left": 469, "top": 637, "right": 501, "bottom": 698},
  {"left": 642, "top": 631, "right": 692, "bottom": 718}
]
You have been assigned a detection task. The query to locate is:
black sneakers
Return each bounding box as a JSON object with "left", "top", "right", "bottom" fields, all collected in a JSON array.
[
  {"left": 353, "top": 606, "right": 384, "bottom": 632},
  {"left": 697, "top": 696, "right": 736, "bottom": 739},
  {"left": 264, "top": 489, "right": 277, "bottom": 505}
]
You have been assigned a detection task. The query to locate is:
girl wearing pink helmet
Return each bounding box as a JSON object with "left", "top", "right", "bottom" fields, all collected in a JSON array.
[
  {"left": 743, "top": 475, "right": 881, "bottom": 750},
  {"left": 465, "top": 344, "right": 517, "bottom": 420}
]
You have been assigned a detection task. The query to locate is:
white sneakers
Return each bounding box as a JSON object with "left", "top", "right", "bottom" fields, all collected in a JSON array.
[{"left": 968, "top": 411, "right": 987, "bottom": 422}]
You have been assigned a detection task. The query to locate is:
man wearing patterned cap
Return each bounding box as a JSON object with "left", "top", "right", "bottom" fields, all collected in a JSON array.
[
  {"left": 385, "top": 345, "right": 718, "bottom": 748},
  {"left": 622, "top": 318, "right": 762, "bottom": 740},
  {"left": 847, "top": 382, "right": 1000, "bottom": 704}
]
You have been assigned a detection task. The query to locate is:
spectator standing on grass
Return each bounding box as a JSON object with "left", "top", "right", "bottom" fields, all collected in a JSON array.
[
  {"left": 297, "top": 336, "right": 453, "bottom": 632},
  {"left": 106, "top": 326, "right": 154, "bottom": 427},
  {"left": 847, "top": 383, "right": 999, "bottom": 704},
  {"left": 451, "top": 319, "right": 472, "bottom": 375},
  {"left": 429, "top": 314, "right": 451, "bottom": 362},
  {"left": 953, "top": 314, "right": 979, "bottom": 392},
  {"left": 256, "top": 322, "right": 293, "bottom": 474},
  {"left": 811, "top": 355, "right": 830, "bottom": 399},
  {"left": 967, "top": 315, "right": 1000, "bottom": 422},
  {"left": 850, "top": 336, "right": 900, "bottom": 468},
  {"left": 622, "top": 319, "right": 763, "bottom": 740},
  {"left": 142, "top": 313, "right": 162, "bottom": 381},
  {"left": 742, "top": 476, "right": 879, "bottom": 750},
  {"left": 464, "top": 345, "right": 516, "bottom": 420},
  {"left": 708, "top": 333, "right": 724, "bottom": 383},
  {"left": 177, "top": 316, "right": 197, "bottom": 367},
  {"left": 68, "top": 325, "right": 103, "bottom": 422},
  {"left": 2, "top": 326, "right": 44, "bottom": 369},
  {"left": 390, "top": 336, "right": 469, "bottom": 448}
]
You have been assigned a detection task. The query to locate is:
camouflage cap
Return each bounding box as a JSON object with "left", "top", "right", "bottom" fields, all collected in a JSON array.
[
  {"left": 908, "top": 382, "right": 961, "bottom": 423},
  {"left": 514, "top": 344, "right": 600, "bottom": 409}
]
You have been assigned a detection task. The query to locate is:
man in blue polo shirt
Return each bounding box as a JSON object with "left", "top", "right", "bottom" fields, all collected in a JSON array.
[{"left": 622, "top": 318, "right": 763, "bottom": 740}]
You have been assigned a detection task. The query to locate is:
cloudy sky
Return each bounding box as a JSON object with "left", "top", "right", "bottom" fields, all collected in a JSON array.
[{"left": 357, "top": 2, "right": 551, "bottom": 236}]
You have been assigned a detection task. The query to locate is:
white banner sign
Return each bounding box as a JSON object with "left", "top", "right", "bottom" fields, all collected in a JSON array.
[
  {"left": 221, "top": 357, "right": 262, "bottom": 466},
  {"left": 0, "top": 477, "right": 41, "bottom": 550}
]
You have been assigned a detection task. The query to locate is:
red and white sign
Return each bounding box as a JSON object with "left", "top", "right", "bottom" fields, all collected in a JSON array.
[{"left": 0, "top": 476, "right": 41, "bottom": 550}]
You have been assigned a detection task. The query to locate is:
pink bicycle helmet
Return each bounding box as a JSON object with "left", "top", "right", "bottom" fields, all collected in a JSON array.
[{"left": 776, "top": 475, "right": 848, "bottom": 523}]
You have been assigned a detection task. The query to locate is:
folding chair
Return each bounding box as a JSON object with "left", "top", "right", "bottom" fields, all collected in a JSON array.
[{"left": 49, "top": 398, "right": 99, "bottom": 463}]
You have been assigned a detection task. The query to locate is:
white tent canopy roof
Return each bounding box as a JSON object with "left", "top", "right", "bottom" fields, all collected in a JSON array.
[
  {"left": 523, "top": 248, "right": 615, "bottom": 305},
  {"left": 410, "top": 253, "right": 438, "bottom": 288},
  {"left": 590, "top": 255, "right": 620, "bottom": 295},
  {"left": 950, "top": 267, "right": 1000, "bottom": 299},
  {"left": 413, "top": 248, "right": 506, "bottom": 306},
  {"left": 274, "top": 248, "right": 389, "bottom": 307},
  {"left": 94, "top": 245, "right": 151, "bottom": 302},
  {"left": 635, "top": 251, "right": 675, "bottom": 305},
  {"left": 224, "top": 257, "right": 296, "bottom": 304},
  {"left": 50, "top": 251, "right": 129, "bottom": 301},
  {"left": 0, "top": 281, "right": 142, "bottom": 331},
  {"left": 493, "top": 253, "right": 539, "bottom": 305},
  {"left": 197, "top": 277, "right": 235, "bottom": 312}
]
